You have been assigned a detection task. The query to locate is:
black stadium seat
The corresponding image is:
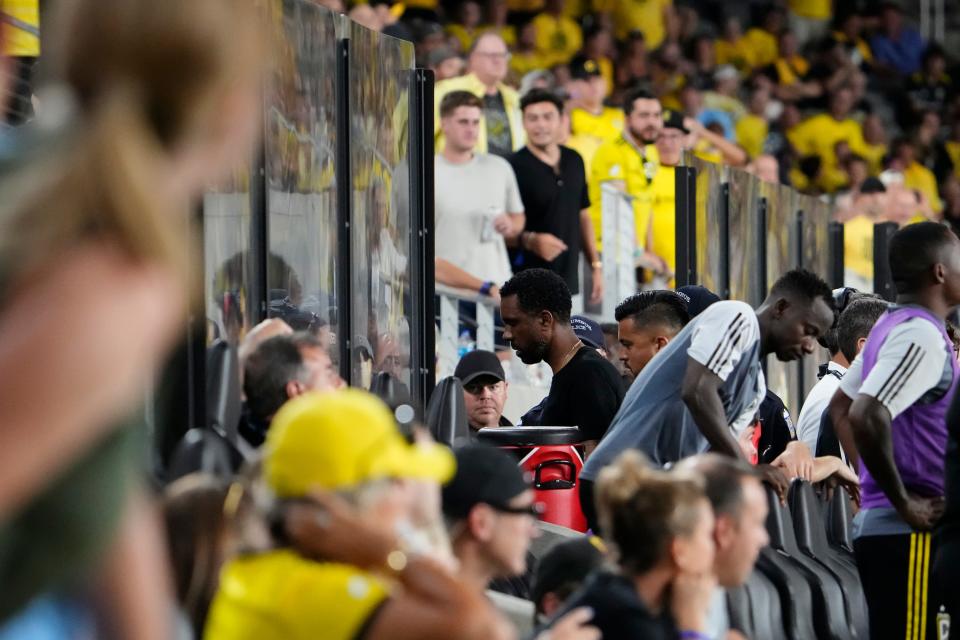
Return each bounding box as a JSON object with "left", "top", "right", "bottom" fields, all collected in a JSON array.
[
  {"left": 206, "top": 339, "right": 243, "bottom": 445},
  {"left": 825, "top": 485, "right": 856, "bottom": 554},
  {"left": 424, "top": 376, "right": 470, "bottom": 447},
  {"left": 754, "top": 547, "right": 817, "bottom": 640},
  {"left": 167, "top": 428, "right": 241, "bottom": 482},
  {"left": 764, "top": 486, "right": 853, "bottom": 639},
  {"left": 789, "top": 481, "right": 869, "bottom": 639}
]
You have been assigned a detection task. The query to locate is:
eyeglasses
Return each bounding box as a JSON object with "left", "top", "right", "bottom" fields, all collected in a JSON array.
[
  {"left": 488, "top": 501, "right": 545, "bottom": 517},
  {"left": 475, "top": 51, "right": 511, "bottom": 61}
]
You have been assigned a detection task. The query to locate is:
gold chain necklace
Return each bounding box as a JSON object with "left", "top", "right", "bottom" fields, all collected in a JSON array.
[{"left": 556, "top": 340, "right": 584, "bottom": 372}]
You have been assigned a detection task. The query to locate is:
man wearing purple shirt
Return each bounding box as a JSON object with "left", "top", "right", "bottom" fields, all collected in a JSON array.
[
  {"left": 831, "top": 222, "right": 960, "bottom": 639},
  {"left": 869, "top": 3, "right": 926, "bottom": 76}
]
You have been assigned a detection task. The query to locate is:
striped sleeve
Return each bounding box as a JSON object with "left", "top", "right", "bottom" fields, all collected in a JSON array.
[
  {"left": 687, "top": 301, "right": 760, "bottom": 382},
  {"left": 854, "top": 319, "right": 948, "bottom": 419}
]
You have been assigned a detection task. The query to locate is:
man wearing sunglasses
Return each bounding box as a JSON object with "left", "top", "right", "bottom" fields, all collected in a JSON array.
[{"left": 455, "top": 350, "right": 513, "bottom": 432}]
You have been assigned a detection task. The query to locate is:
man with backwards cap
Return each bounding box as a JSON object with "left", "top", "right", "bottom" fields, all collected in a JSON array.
[
  {"left": 455, "top": 350, "right": 513, "bottom": 432},
  {"left": 204, "top": 389, "right": 514, "bottom": 640}
]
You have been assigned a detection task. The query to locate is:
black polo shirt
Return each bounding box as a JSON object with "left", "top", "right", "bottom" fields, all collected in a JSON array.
[{"left": 508, "top": 146, "right": 590, "bottom": 294}]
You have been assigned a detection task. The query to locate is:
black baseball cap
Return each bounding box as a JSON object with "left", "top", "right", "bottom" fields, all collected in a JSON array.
[
  {"left": 676, "top": 285, "right": 721, "bottom": 318},
  {"left": 531, "top": 536, "right": 606, "bottom": 611},
  {"left": 569, "top": 55, "right": 602, "bottom": 80},
  {"left": 662, "top": 108, "right": 689, "bottom": 133},
  {"left": 442, "top": 444, "right": 530, "bottom": 520},
  {"left": 454, "top": 350, "right": 505, "bottom": 387},
  {"left": 571, "top": 315, "right": 604, "bottom": 350}
]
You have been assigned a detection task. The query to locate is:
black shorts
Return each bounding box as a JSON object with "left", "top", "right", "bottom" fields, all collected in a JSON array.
[{"left": 855, "top": 532, "right": 941, "bottom": 640}]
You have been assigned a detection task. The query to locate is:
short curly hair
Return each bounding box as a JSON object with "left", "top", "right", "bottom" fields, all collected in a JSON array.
[
  {"left": 500, "top": 268, "right": 572, "bottom": 322},
  {"left": 769, "top": 269, "right": 834, "bottom": 310}
]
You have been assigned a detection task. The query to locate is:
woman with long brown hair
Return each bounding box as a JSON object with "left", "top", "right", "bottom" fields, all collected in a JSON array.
[{"left": 0, "top": 0, "right": 265, "bottom": 632}]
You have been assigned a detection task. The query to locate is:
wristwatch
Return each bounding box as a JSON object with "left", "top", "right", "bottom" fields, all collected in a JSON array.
[{"left": 479, "top": 281, "right": 494, "bottom": 296}]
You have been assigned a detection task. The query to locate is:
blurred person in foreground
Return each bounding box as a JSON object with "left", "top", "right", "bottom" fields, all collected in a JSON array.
[
  {"left": 531, "top": 536, "right": 606, "bottom": 624},
  {"left": 442, "top": 444, "right": 600, "bottom": 640},
  {"left": 542, "top": 451, "right": 716, "bottom": 639},
  {"left": 205, "top": 389, "right": 513, "bottom": 640},
  {"left": 580, "top": 270, "right": 835, "bottom": 530},
  {"left": 500, "top": 269, "right": 624, "bottom": 454},
  {"left": 454, "top": 350, "right": 513, "bottom": 431},
  {"left": 676, "top": 455, "right": 770, "bottom": 640},
  {"left": 830, "top": 223, "right": 960, "bottom": 638},
  {"left": 0, "top": 0, "right": 264, "bottom": 634}
]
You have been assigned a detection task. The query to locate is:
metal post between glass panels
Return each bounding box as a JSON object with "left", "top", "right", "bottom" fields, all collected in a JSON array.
[
  {"left": 674, "top": 166, "right": 697, "bottom": 288},
  {"left": 873, "top": 222, "right": 898, "bottom": 302},
  {"left": 335, "top": 36, "right": 352, "bottom": 384},
  {"left": 828, "top": 221, "right": 845, "bottom": 290}
]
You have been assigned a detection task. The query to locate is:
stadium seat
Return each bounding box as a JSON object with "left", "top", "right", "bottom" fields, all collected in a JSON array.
[
  {"left": 206, "top": 339, "right": 242, "bottom": 445},
  {"left": 370, "top": 371, "right": 407, "bottom": 404},
  {"left": 727, "top": 568, "right": 785, "bottom": 639},
  {"left": 166, "top": 428, "right": 241, "bottom": 481},
  {"left": 764, "top": 486, "right": 852, "bottom": 639},
  {"left": 789, "top": 481, "right": 869, "bottom": 639},
  {"left": 754, "top": 547, "right": 817, "bottom": 640},
  {"left": 424, "top": 376, "right": 470, "bottom": 446},
  {"left": 825, "top": 485, "right": 856, "bottom": 554}
]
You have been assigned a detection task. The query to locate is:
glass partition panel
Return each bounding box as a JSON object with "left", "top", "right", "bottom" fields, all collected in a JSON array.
[
  {"left": 727, "top": 168, "right": 764, "bottom": 307},
  {"left": 798, "top": 194, "right": 834, "bottom": 400},
  {"left": 349, "top": 22, "right": 416, "bottom": 390},
  {"left": 204, "top": 176, "right": 252, "bottom": 345},
  {"left": 762, "top": 181, "right": 797, "bottom": 412},
  {"left": 265, "top": 1, "right": 339, "bottom": 356},
  {"left": 691, "top": 156, "right": 728, "bottom": 296}
]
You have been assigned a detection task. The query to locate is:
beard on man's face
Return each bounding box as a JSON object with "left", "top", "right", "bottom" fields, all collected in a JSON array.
[{"left": 514, "top": 338, "right": 549, "bottom": 365}]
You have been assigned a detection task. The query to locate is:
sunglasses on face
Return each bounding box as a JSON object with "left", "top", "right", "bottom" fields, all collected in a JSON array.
[{"left": 487, "top": 501, "right": 545, "bottom": 517}]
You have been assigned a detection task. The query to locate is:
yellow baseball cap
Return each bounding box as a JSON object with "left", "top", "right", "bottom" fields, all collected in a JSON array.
[{"left": 264, "top": 388, "right": 456, "bottom": 497}]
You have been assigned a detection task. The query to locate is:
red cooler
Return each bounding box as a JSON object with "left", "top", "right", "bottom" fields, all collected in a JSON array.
[{"left": 477, "top": 426, "right": 587, "bottom": 532}]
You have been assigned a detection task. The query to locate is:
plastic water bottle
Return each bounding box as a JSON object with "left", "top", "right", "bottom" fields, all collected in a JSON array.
[{"left": 457, "top": 330, "right": 475, "bottom": 358}]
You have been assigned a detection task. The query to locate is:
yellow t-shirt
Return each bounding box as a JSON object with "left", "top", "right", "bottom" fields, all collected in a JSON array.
[
  {"left": 789, "top": 114, "right": 868, "bottom": 193},
  {"left": 649, "top": 163, "right": 677, "bottom": 283},
  {"left": 205, "top": 550, "right": 389, "bottom": 640},
  {"left": 773, "top": 56, "right": 810, "bottom": 85},
  {"left": 446, "top": 24, "right": 479, "bottom": 53},
  {"left": 510, "top": 50, "right": 551, "bottom": 79},
  {"left": 612, "top": 0, "right": 671, "bottom": 48},
  {"left": 859, "top": 141, "right": 888, "bottom": 176},
  {"left": 571, "top": 107, "right": 624, "bottom": 145},
  {"left": 903, "top": 161, "right": 944, "bottom": 214},
  {"left": 531, "top": 13, "right": 583, "bottom": 65},
  {"left": 589, "top": 136, "right": 660, "bottom": 250},
  {"left": 946, "top": 141, "right": 960, "bottom": 179},
  {"left": 735, "top": 114, "right": 769, "bottom": 159},
  {"left": 715, "top": 38, "right": 756, "bottom": 71},
  {"left": 843, "top": 215, "right": 874, "bottom": 285},
  {"left": 1, "top": 0, "right": 39, "bottom": 56},
  {"left": 742, "top": 28, "right": 779, "bottom": 69},
  {"left": 566, "top": 133, "right": 603, "bottom": 179},
  {"left": 789, "top": 0, "right": 831, "bottom": 20},
  {"left": 508, "top": 0, "right": 545, "bottom": 11}
]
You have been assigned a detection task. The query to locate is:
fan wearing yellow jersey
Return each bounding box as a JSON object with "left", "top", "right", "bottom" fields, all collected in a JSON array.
[
  {"left": 588, "top": 88, "right": 668, "bottom": 278},
  {"left": 568, "top": 56, "right": 624, "bottom": 150}
]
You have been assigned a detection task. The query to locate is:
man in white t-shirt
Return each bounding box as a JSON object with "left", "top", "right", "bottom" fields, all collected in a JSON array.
[
  {"left": 796, "top": 294, "right": 887, "bottom": 457},
  {"left": 434, "top": 90, "right": 525, "bottom": 300}
]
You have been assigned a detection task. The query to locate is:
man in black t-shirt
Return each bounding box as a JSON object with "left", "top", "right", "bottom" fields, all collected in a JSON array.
[
  {"left": 508, "top": 89, "right": 602, "bottom": 303},
  {"left": 499, "top": 269, "right": 624, "bottom": 455}
]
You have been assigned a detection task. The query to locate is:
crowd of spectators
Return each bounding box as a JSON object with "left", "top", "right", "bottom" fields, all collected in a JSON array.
[{"left": 357, "top": 0, "right": 960, "bottom": 298}]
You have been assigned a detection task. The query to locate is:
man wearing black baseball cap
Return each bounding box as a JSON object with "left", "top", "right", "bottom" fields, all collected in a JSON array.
[
  {"left": 455, "top": 350, "right": 513, "bottom": 431},
  {"left": 567, "top": 54, "right": 623, "bottom": 148}
]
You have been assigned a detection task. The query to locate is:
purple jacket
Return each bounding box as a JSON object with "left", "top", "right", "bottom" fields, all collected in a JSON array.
[{"left": 860, "top": 307, "right": 958, "bottom": 509}]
